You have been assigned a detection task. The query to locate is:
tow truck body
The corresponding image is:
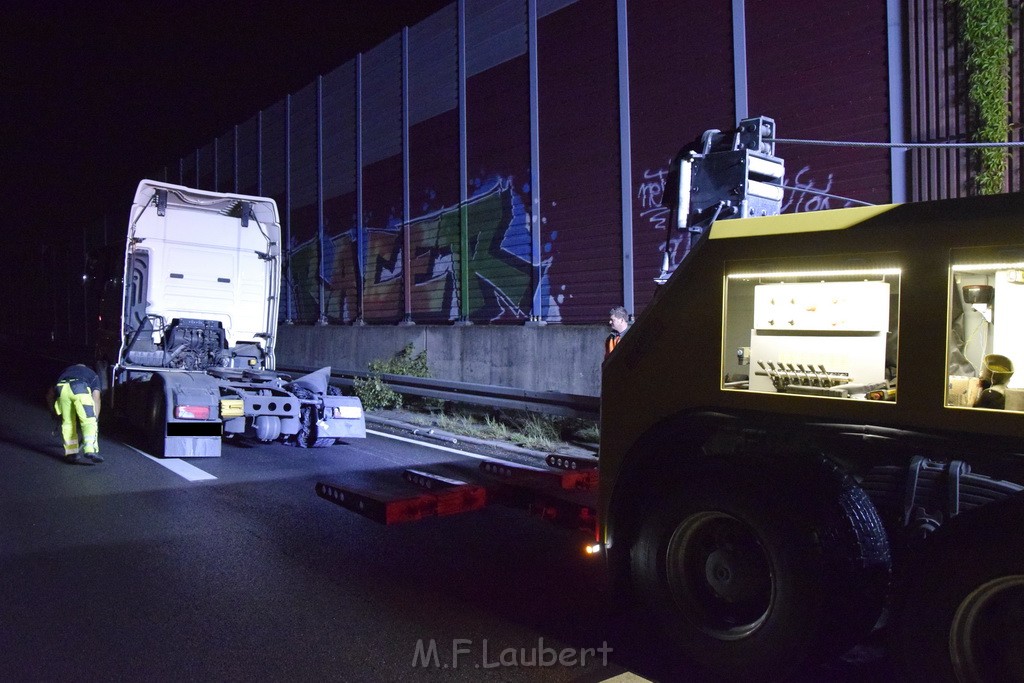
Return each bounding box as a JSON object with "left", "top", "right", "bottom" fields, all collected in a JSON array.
[
  {"left": 98, "top": 180, "right": 365, "bottom": 457},
  {"left": 597, "top": 175, "right": 1024, "bottom": 679},
  {"left": 316, "top": 120, "right": 1024, "bottom": 680}
]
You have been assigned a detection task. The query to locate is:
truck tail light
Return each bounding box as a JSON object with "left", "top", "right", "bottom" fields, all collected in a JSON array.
[{"left": 175, "top": 405, "right": 211, "bottom": 420}]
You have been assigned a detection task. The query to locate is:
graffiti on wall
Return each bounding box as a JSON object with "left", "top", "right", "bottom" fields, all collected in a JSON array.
[
  {"left": 780, "top": 165, "right": 854, "bottom": 213},
  {"left": 637, "top": 163, "right": 694, "bottom": 273},
  {"left": 288, "top": 178, "right": 562, "bottom": 323},
  {"left": 635, "top": 162, "right": 850, "bottom": 273}
]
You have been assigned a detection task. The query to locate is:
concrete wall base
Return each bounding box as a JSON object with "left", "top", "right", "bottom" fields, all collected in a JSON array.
[{"left": 276, "top": 324, "right": 608, "bottom": 397}]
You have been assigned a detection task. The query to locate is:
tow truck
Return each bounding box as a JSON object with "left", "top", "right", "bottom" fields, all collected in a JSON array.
[
  {"left": 315, "top": 118, "right": 1024, "bottom": 681},
  {"left": 97, "top": 180, "right": 365, "bottom": 457}
]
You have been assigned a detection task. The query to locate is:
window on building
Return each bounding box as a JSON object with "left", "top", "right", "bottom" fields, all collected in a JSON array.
[
  {"left": 723, "top": 260, "right": 900, "bottom": 401},
  {"left": 947, "top": 247, "right": 1024, "bottom": 412}
]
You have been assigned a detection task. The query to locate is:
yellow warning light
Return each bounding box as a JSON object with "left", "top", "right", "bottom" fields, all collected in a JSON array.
[{"left": 584, "top": 543, "right": 603, "bottom": 556}]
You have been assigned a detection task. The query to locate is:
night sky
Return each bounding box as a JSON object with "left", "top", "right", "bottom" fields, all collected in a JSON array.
[{"left": 2, "top": 1, "right": 451, "bottom": 244}]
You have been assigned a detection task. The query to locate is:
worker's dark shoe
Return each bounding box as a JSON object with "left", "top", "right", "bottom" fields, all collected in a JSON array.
[
  {"left": 65, "top": 454, "right": 95, "bottom": 466},
  {"left": 85, "top": 453, "right": 104, "bottom": 463}
]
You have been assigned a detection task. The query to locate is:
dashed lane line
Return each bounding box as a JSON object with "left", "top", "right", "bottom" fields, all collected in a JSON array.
[{"left": 127, "top": 445, "right": 217, "bottom": 481}]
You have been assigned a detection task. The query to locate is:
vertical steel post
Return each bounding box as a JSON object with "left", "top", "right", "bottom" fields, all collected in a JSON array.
[
  {"left": 527, "top": 0, "right": 545, "bottom": 326},
  {"left": 317, "top": 75, "right": 328, "bottom": 325},
  {"left": 732, "top": 0, "right": 748, "bottom": 124},
  {"left": 285, "top": 95, "right": 294, "bottom": 324},
  {"left": 82, "top": 223, "right": 89, "bottom": 348},
  {"left": 356, "top": 54, "right": 366, "bottom": 325},
  {"left": 401, "top": 27, "right": 415, "bottom": 326},
  {"left": 257, "top": 110, "right": 263, "bottom": 196},
  {"left": 887, "top": 0, "right": 908, "bottom": 203},
  {"left": 457, "top": 0, "right": 472, "bottom": 325},
  {"left": 233, "top": 124, "right": 239, "bottom": 193},
  {"left": 616, "top": 0, "right": 635, "bottom": 317}
]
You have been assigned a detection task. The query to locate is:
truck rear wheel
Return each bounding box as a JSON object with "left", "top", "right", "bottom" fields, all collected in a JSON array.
[
  {"left": 892, "top": 494, "right": 1024, "bottom": 682},
  {"left": 145, "top": 378, "right": 167, "bottom": 454},
  {"left": 629, "top": 460, "right": 889, "bottom": 680}
]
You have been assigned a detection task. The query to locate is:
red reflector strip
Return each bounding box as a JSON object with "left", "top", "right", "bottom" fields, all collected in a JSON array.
[
  {"left": 175, "top": 405, "right": 211, "bottom": 420},
  {"left": 479, "top": 459, "right": 598, "bottom": 491},
  {"left": 315, "top": 481, "right": 487, "bottom": 524}
]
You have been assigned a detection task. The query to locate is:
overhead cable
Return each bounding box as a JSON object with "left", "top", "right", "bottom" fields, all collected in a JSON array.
[
  {"left": 779, "top": 185, "right": 875, "bottom": 207},
  {"left": 768, "top": 138, "right": 1024, "bottom": 149}
]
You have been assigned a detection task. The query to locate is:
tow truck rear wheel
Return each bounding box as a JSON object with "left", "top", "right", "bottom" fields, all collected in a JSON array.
[
  {"left": 629, "top": 460, "right": 890, "bottom": 681},
  {"left": 892, "top": 494, "right": 1024, "bottom": 682}
]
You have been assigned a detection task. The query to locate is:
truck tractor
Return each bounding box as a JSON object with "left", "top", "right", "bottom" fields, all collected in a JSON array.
[{"left": 97, "top": 180, "right": 365, "bottom": 457}]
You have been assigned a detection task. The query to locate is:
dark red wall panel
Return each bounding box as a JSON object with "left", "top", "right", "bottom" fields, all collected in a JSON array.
[
  {"left": 410, "top": 109, "right": 462, "bottom": 322},
  {"left": 746, "top": 0, "right": 892, "bottom": 212},
  {"left": 361, "top": 154, "right": 404, "bottom": 323},
  {"left": 322, "top": 192, "right": 359, "bottom": 323},
  {"left": 465, "top": 55, "right": 534, "bottom": 323},
  {"left": 538, "top": 0, "right": 622, "bottom": 324},
  {"left": 627, "top": 0, "right": 735, "bottom": 314}
]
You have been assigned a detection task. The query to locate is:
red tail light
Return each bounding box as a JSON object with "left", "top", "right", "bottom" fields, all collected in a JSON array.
[{"left": 175, "top": 405, "right": 211, "bottom": 420}]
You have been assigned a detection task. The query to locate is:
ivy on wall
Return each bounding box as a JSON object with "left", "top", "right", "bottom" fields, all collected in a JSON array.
[{"left": 956, "top": 0, "right": 1014, "bottom": 194}]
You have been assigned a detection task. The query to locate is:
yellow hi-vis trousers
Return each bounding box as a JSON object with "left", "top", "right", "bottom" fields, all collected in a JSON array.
[{"left": 54, "top": 381, "right": 99, "bottom": 455}]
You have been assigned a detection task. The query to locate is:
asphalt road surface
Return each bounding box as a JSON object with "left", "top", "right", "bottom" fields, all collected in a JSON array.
[{"left": 0, "top": 360, "right": 894, "bottom": 682}]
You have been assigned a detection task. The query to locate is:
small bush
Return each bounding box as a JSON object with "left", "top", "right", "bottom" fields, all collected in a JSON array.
[
  {"left": 354, "top": 343, "right": 434, "bottom": 411},
  {"left": 352, "top": 375, "right": 402, "bottom": 411},
  {"left": 369, "top": 343, "right": 430, "bottom": 377}
]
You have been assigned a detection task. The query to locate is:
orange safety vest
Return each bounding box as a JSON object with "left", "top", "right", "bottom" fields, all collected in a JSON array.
[{"left": 605, "top": 332, "right": 621, "bottom": 358}]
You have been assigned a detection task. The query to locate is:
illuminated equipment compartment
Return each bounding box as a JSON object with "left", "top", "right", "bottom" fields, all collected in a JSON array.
[
  {"left": 724, "top": 267, "right": 900, "bottom": 400},
  {"left": 948, "top": 251, "right": 1024, "bottom": 411}
]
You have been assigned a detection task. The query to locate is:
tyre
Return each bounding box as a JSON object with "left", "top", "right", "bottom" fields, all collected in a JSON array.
[
  {"left": 629, "top": 460, "right": 890, "bottom": 681},
  {"left": 295, "top": 404, "right": 335, "bottom": 448},
  {"left": 892, "top": 494, "right": 1024, "bottom": 682},
  {"left": 145, "top": 378, "right": 167, "bottom": 454}
]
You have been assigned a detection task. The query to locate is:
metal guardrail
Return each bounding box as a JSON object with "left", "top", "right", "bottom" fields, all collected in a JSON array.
[
  {"left": 277, "top": 365, "right": 600, "bottom": 419},
  {"left": 11, "top": 340, "right": 600, "bottom": 419}
]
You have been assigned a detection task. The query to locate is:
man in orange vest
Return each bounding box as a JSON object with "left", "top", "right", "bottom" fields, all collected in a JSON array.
[{"left": 605, "top": 306, "right": 630, "bottom": 358}]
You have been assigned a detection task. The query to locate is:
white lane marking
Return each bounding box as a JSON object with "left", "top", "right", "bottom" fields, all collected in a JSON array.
[
  {"left": 127, "top": 445, "right": 217, "bottom": 481},
  {"left": 367, "top": 428, "right": 495, "bottom": 461}
]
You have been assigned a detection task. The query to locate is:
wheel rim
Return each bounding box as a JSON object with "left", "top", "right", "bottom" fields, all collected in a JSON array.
[
  {"left": 664, "top": 511, "right": 773, "bottom": 640},
  {"left": 949, "top": 574, "right": 1024, "bottom": 682}
]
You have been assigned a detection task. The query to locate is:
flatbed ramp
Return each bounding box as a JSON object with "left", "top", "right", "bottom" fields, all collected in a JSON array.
[{"left": 316, "top": 453, "right": 598, "bottom": 533}]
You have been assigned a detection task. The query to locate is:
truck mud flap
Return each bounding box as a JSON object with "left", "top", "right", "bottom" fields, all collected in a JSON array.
[{"left": 163, "top": 434, "right": 222, "bottom": 457}]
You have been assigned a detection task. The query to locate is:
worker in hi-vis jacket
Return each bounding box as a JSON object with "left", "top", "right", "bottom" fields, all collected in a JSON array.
[
  {"left": 605, "top": 306, "right": 630, "bottom": 358},
  {"left": 46, "top": 364, "right": 103, "bottom": 465}
]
